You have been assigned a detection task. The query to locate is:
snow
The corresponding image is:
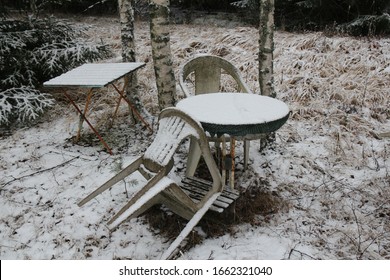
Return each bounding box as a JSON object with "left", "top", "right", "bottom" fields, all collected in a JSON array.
[
  {"left": 176, "top": 93, "right": 289, "bottom": 125},
  {"left": 1, "top": 14, "right": 389, "bottom": 260},
  {"left": 144, "top": 115, "right": 199, "bottom": 166},
  {"left": 43, "top": 62, "right": 145, "bottom": 88}
]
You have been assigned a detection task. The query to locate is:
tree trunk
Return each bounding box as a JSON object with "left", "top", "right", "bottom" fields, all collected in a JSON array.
[
  {"left": 259, "top": 0, "right": 276, "bottom": 151},
  {"left": 118, "top": 0, "right": 141, "bottom": 121},
  {"left": 258, "top": 0, "right": 275, "bottom": 98},
  {"left": 149, "top": 0, "right": 177, "bottom": 110}
]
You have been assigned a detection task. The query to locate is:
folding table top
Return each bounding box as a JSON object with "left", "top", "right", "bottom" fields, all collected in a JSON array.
[{"left": 43, "top": 62, "right": 145, "bottom": 88}]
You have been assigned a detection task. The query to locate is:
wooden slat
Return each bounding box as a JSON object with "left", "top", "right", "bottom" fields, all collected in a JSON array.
[
  {"left": 181, "top": 183, "right": 233, "bottom": 206},
  {"left": 180, "top": 177, "right": 240, "bottom": 213},
  {"left": 182, "top": 177, "right": 240, "bottom": 199}
]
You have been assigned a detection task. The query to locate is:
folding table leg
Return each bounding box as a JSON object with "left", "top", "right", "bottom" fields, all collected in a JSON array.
[
  {"left": 77, "top": 88, "right": 93, "bottom": 141},
  {"left": 111, "top": 93, "right": 122, "bottom": 127},
  {"left": 63, "top": 90, "right": 113, "bottom": 155},
  {"left": 111, "top": 80, "right": 153, "bottom": 134}
]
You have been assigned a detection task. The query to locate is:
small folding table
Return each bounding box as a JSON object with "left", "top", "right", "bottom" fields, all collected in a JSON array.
[{"left": 44, "top": 62, "right": 152, "bottom": 154}]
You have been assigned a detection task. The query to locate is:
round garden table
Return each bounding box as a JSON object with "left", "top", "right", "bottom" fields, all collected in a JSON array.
[{"left": 176, "top": 92, "right": 290, "bottom": 188}]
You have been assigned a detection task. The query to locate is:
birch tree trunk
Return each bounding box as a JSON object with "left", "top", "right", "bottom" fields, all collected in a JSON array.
[
  {"left": 118, "top": 0, "right": 141, "bottom": 120},
  {"left": 259, "top": 0, "right": 276, "bottom": 150},
  {"left": 258, "top": 0, "right": 275, "bottom": 98},
  {"left": 149, "top": 0, "right": 177, "bottom": 110}
]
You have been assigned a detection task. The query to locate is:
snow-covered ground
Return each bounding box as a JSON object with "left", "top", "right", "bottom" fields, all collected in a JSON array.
[{"left": 1, "top": 14, "right": 389, "bottom": 260}]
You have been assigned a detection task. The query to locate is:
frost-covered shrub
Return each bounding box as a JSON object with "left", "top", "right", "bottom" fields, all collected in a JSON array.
[
  {"left": 231, "top": 0, "right": 390, "bottom": 32},
  {"left": 2, "top": 0, "right": 118, "bottom": 15},
  {"left": 0, "top": 4, "right": 7, "bottom": 19},
  {"left": 340, "top": 14, "right": 390, "bottom": 36},
  {"left": 0, "top": 17, "right": 112, "bottom": 126},
  {"left": 0, "top": 17, "right": 111, "bottom": 89},
  {"left": 276, "top": 0, "right": 390, "bottom": 31},
  {"left": 0, "top": 87, "right": 54, "bottom": 125}
]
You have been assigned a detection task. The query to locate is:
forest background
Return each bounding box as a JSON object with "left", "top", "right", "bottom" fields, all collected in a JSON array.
[{"left": 1, "top": 0, "right": 390, "bottom": 128}]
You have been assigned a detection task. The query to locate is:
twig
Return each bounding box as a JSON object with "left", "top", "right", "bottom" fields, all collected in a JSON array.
[
  {"left": 350, "top": 206, "right": 362, "bottom": 255},
  {"left": 288, "top": 247, "right": 317, "bottom": 260},
  {"left": 1, "top": 156, "right": 79, "bottom": 190}
]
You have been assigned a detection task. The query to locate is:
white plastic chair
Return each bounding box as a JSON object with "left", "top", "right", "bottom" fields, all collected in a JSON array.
[
  {"left": 179, "top": 54, "right": 253, "bottom": 170},
  {"left": 78, "top": 107, "right": 239, "bottom": 259}
]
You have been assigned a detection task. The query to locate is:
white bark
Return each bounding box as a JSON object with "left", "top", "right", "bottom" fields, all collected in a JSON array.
[
  {"left": 118, "top": 0, "right": 142, "bottom": 119},
  {"left": 149, "top": 0, "right": 177, "bottom": 110},
  {"left": 258, "top": 0, "right": 275, "bottom": 97}
]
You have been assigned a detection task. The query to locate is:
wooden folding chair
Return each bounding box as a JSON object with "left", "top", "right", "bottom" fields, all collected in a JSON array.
[{"left": 78, "top": 107, "right": 239, "bottom": 259}]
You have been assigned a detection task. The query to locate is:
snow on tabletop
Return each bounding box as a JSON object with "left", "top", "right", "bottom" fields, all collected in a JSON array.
[
  {"left": 43, "top": 62, "right": 145, "bottom": 88},
  {"left": 176, "top": 93, "right": 289, "bottom": 125}
]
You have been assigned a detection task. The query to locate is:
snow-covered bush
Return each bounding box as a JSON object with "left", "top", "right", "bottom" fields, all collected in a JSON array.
[
  {"left": 231, "top": 0, "right": 252, "bottom": 8},
  {"left": 0, "top": 17, "right": 111, "bottom": 89},
  {"left": 0, "top": 87, "right": 54, "bottom": 125},
  {"left": 340, "top": 14, "right": 390, "bottom": 36},
  {"left": 0, "top": 16, "right": 112, "bottom": 126},
  {"left": 231, "top": 0, "right": 390, "bottom": 32},
  {"left": 0, "top": 4, "right": 7, "bottom": 19}
]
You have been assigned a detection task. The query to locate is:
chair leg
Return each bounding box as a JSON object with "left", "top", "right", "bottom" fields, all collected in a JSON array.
[
  {"left": 160, "top": 192, "right": 221, "bottom": 260},
  {"left": 107, "top": 172, "right": 171, "bottom": 230},
  {"left": 186, "top": 137, "right": 202, "bottom": 177},
  {"left": 78, "top": 156, "right": 143, "bottom": 207}
]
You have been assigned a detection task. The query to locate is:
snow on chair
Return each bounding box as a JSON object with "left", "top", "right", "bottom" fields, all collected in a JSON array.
[
  {"left": 179, "top": 54, "right": 253, "bottom": 170},
  {"left": 78, "top": 107, "right": 239, "bottom": 259}
]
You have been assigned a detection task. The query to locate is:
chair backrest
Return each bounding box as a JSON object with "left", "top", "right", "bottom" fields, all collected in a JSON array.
[
  {"left": 179, "top": 54, "right": 252, "bottom": 97},
  {"left": 143, "top": 108, "right": 221, "bottom": 189}
]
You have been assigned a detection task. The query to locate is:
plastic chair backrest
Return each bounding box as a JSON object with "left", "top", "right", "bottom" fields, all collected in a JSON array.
[
  {"left": 179, "top": 55, "right": 252, "bottom": 97},
  {"left": 143, "top": 108, "right": 221, "bottom": 186}
]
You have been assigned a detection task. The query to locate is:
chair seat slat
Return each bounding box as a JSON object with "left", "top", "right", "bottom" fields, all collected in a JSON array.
[{"left": 181, "top": 177, "right": 239, "bottom": 212}]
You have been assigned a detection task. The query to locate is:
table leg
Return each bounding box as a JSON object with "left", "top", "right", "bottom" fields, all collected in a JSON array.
[
  {"left": 230, "top": 138, "right": 235, "bottom": 190},
  {"left": 112, "top": 75, "right": 127, "bottom": 124},
  {"left": 244, "top": 140, "right": 249, "bottom": 170},
  {"left": 111, "top": 81, "right": 153, "bottom": 134},
  {"left": 77, "top": 88, "right": 93, "bottom": 141},
  {"left": 221, "top": 136, "right": 226, "bottom": 186},
  {"left": 63, "top": 90, "right": 113, "bottom": 155},
  {"left": 112, "top": 91, "right": 122, "bottom": 127}
]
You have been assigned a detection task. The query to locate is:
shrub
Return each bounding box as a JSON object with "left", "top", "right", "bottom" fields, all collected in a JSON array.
[
  {"left": 0, "top": 16, "right": 112, "bottom": 126},
  {"left": 340, "top": 14, "right": 390, "bottom": 36},
  {"left": 0, "top": 87, "right": 54, "bottom": 125}
]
